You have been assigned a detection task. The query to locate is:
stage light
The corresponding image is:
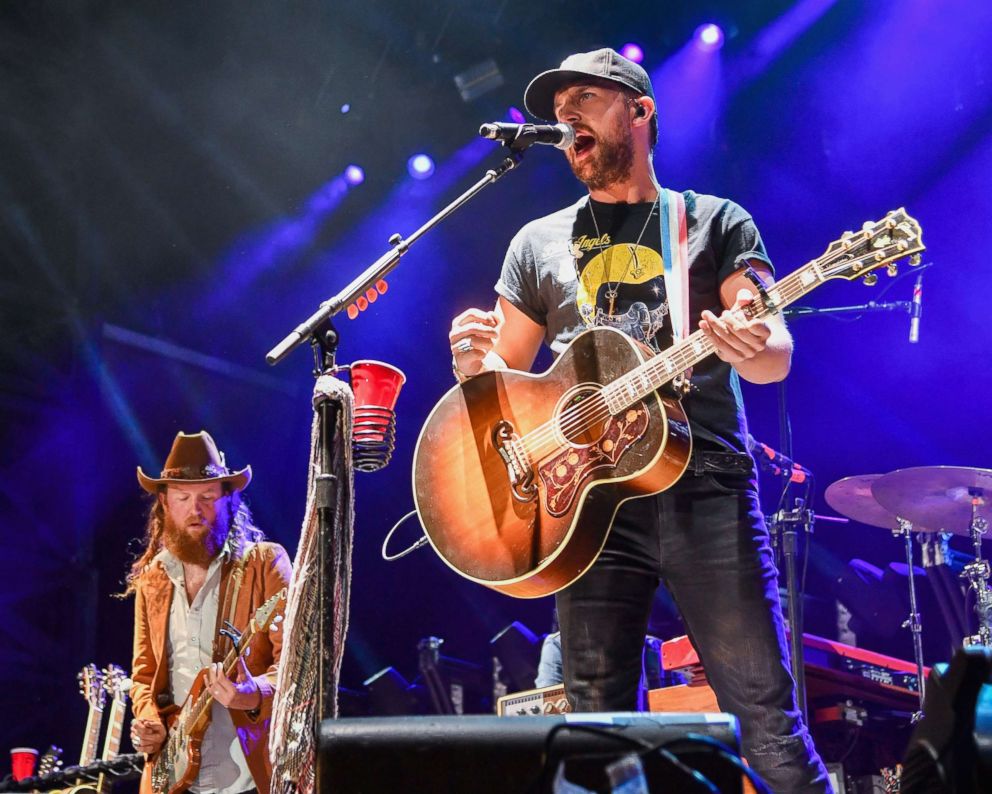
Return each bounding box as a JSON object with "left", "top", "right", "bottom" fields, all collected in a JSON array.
[
  {"left": 408, "top": 154, "right": 435, "bottom": 180},
  {"left": 696, "top": 23, "right": 725, "bottom": 50},
  {"left": 620, "top": 43, "right": 645, "bottom": 64},
  {"left": 340, "top": 103, "right": 351, "bottom": 114},
  {"left": 508, "top": 106, "right": 526, "bottom": 124},
  {"left": 344, "top": 164, "right": 365, "bottom": 186}
]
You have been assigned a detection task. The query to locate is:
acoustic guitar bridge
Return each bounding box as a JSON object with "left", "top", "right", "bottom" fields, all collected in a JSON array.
[{"left": 493, "top": 421, "right": 536, "bottom": 502}]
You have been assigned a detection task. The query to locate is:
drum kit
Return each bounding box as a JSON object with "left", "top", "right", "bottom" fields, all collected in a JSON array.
[{"left": 825, "top": 465, "right": 992, "bottom": 714}]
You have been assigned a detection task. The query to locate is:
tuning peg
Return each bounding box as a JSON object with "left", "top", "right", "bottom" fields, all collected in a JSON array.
[
  {"left": 909, "top": 253, "right": 922, "bottom": 266},
  {"left": 886, "top": 263, "right": 898, "bottom": 277},
  {"left": 862, "top": 221, "right": 874, "bottom": 232},
  {"left": 863, "top": 273, "right": 878, "bottom": 286}
]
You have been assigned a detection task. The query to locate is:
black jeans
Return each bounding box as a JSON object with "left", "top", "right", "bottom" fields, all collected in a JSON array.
[{"left": 555, "top": 470, "right": 832, "bottom": 794}]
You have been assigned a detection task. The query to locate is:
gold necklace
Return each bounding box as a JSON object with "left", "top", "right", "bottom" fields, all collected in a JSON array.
[{"left": 587, "top": 196, "right": 659, "bottom": 315}]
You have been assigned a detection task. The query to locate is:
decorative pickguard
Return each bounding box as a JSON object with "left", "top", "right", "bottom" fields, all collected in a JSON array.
[{"left": 539, "top": 403, "right": 650, "bottom": 517}]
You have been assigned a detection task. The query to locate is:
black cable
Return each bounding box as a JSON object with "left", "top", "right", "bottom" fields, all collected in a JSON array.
[
  {"left": 529, "top": 723, "right": 653, "bottom": 793},
  {"left": 648, "top": 733, "right": 774, "bottom": 794}
]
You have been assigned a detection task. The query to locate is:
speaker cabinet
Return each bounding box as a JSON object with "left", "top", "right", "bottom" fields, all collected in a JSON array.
[{"left": 318, "top": 712, "right": 742, "bottom": 793}]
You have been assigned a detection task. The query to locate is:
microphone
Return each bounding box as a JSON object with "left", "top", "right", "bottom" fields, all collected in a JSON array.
[
  {"left": 479, "top": 122, "right": 575, "bottom": 150},
  {"left": 909, "top": 271, "right": 924, "bottom": 343},
  {"left": 749, "top": 435, "right": 811, "bottom": 484}
]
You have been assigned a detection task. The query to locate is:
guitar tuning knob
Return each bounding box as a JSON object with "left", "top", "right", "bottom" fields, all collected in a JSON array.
[
  {"left": 909, "top": 253, "right": 922, "bottom": 266},
  {"left": 863, "top": 273, "right": 878, "bottom": 286},
  {"left": 886, "top": 263, "right": 898, "bottom": 277}
]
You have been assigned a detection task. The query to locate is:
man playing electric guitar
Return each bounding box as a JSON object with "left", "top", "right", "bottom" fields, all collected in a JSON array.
[
  {"left": 124, "top": 431, "right": 291, "bottom": 794},
  {"left": 448, "top": 49, "right": 830, "bottom": 792}
]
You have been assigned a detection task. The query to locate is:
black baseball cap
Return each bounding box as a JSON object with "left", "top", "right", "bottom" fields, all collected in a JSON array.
[{"left": 524, "top": 48, "right": 655, "bottom": 122}]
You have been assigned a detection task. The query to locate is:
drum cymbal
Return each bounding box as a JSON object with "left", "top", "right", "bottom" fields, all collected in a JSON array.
[
  {"left": 824, "top": 474, "right": 899, "bottom": 529},
  {"left": 871, "top": 466, "right": 992, "bottom": 536}
]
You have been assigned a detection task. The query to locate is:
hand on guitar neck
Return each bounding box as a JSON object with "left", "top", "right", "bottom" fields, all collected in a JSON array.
[{"left": 203, "top": 656, "right": 262, "bottom": 711}]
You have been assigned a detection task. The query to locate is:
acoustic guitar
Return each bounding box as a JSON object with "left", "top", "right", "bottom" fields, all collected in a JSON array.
[
  {"left": 148, "top": 588, "right": 286, "bottom": 794},
  {"left": 413, "top": 209, "right": 924, "bottom": 598}
]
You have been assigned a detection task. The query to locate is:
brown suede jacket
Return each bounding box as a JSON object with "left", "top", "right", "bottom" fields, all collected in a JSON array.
[{"left": 131, "top": 540, "right": 292, "bottom": 794}]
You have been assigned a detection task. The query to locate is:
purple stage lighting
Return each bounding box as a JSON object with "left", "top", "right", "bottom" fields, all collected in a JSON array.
[
  {"left": 341, "top": 103, "right": 351, "bottom": 114},
  {"left": 344, "top": 164, "right": 365, "bottom": 185},
  {"left": 408, "top": 153, "right": 435, "bottom": 180},
  {"left": 619, "top": 43, "right": 645, "bottom": 64},
  {"left": 696, "top": 23, "right": 725, "bottom": 51},
  {"left": 508, "top": 106, "right": 526, "bottom": 124}
]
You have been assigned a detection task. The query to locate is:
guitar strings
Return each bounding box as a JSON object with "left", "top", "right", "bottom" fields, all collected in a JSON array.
[
  {"left": 513, "top": 240, "right": 903, "bottom": 463},
  {"left": 520, "top": 239, "right": 906, "bottom": 459},
  {"left": 516, "top": 263, "right": 811, "bottom": 457}
]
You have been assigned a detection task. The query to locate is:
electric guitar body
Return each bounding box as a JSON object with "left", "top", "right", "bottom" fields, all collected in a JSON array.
[{"left": 414, "top": 327, "right": 691, "bottom": 598}]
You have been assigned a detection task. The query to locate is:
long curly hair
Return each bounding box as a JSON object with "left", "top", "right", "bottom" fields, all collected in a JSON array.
[{"left": 120, "top": 485, "right": 265, "bottom": 597}]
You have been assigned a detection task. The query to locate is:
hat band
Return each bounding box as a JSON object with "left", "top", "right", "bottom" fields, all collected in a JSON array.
[{"left": 160, "top": 463, "right": 230, "bottom": 480}]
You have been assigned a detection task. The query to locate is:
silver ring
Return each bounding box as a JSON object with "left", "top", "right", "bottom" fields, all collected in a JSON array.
[{"left": 454, "top": 338, "right": 473, "bottom": 354}]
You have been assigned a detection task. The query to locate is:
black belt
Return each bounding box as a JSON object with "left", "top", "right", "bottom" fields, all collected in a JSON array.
[{"left": 689, "top": 450, "right": 754, "bottom": 476}]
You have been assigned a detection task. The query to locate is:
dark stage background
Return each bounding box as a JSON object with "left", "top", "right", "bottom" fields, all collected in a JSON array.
[{"left": 2, "top": 0, "right": 991, "bottom": 763}]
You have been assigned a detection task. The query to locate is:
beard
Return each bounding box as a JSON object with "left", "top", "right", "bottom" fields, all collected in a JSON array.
[
  {"left": 567, "top": 114, "right": 635, "bottom": 192},
  {"left": 163, "top": 510, "right": 229, "bottom": 566}
]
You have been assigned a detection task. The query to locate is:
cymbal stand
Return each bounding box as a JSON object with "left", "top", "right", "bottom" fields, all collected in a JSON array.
[
  {"left": 961, "top": 489, "right": 991, "bottom": 647},
  {"left": 893, "top": 518, "right": 926, "bottom": 717}
]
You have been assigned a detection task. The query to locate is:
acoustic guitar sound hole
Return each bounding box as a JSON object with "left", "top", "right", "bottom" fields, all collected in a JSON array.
[{"left": 557, "top": 385, "right": 609, "bottom": 447}]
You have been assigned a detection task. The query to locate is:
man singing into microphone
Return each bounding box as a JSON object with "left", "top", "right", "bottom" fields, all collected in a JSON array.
[{"left": 449, "top": 49, "right": 830, "bottom": 792}]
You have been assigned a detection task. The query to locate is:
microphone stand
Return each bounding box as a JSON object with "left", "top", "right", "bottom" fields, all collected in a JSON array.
[
  {"left": 265, "top": 136, "right": 539, "bottom": 792},
  {"left": 771, "top": 287, "right": 927, "bottom": 724}
]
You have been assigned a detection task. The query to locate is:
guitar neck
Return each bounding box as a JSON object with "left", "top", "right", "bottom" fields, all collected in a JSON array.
[
  {"left": 100, "top": 698, "right": 127, "bottom": 762},
  {"left": 603, "top": 257, "right": 825, "bottom": 410},
  {"left": 181, "top": 618, "right": 259, "bottom": 734},
  {"left": 79, "top": 703, "right": 104, "bottom": 766}
]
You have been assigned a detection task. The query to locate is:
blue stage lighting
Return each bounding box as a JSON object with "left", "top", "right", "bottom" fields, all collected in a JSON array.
[
  {"left": 620, "top": 43, "right": 645, "bottom": 64},
  {"left": 696, "top": 23, "right": 725, "bottom": 50},
  {"left": 341, "top": 103, "right": 351, "bottom": 114},
  {"left": 344, "top": 164, "right": 365, "bottom": 185},
  {"left": 408, "top": 154, "right": 435, "bottom": 180}
]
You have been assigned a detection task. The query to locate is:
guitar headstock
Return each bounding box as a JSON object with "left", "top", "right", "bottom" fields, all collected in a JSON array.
[
  {"left": 103, "top": 663, "right": 132, "bottom": 703},
  {"left": 817, "top": 208, "right": 924, "bottom": 284},
  {"left": 253, "top": 587, "right": 287, "bottom": 633},
  {"left": 77, "top": 664, "right": 107, "bottom": 711},
  {"left": 37, "top": 745, "right": 63, "bottom": 777}
]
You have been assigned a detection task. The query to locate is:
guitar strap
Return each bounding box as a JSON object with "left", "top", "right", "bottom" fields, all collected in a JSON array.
[
  {"left": 214, "top": 543, "right": 254, "bottom": 659},
  {"left": 658, "top": 187, "right": 692, "bottom": 381}
]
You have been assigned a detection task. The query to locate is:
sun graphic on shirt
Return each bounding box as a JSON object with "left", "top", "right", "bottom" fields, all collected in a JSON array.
[{"left": 575, "top": 243, "right": 665, "bottom": 323}]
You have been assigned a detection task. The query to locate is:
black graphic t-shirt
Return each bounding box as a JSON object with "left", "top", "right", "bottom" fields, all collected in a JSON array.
[{"left": 495, "top": 190, "right": 772, "bottom": 454}]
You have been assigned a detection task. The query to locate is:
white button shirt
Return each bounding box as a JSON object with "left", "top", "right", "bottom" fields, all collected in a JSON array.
[{"left": 157, "top": 550, "right": 255, "bottom": 794}]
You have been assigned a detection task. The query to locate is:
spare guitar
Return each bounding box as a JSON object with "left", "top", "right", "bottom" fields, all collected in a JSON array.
[
  {"left": 414, "top": 209, "right": 924, "bottom": 597},
  {"left": 148, "top": 588, "right": 286, "bottom": 794},
  {"left": 68, "top": 664, "right": 132, "bottom": 794},
  {"left": 57, "top": 665, "right": 107, "bottom": 792}
]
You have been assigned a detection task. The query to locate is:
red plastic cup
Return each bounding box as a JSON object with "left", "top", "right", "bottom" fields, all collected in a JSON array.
[
  {"left": 349, "top": 360, "right": 406, "bottom": 444},
  {"left": 10, "top": 747, "right": 38, "bottom": 781}
]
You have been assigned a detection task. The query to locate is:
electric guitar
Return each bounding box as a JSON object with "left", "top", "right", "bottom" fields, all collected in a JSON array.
[
  {"left": 74, "top": 665, "right": 107, "bottom": 781},
  {"left": 148, "top": 588, "right": 286, "bottom": 794},
  {"left": 413, "top": 209, "right": 924, "bottom": 598},
  {"left": 80, "top": 665, "right": 131, "bottom": 794}
]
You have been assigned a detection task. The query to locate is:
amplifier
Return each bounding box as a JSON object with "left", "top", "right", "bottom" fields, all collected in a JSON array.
[{"left": 496, "top": 684, "right": 571, "bottom": 717}]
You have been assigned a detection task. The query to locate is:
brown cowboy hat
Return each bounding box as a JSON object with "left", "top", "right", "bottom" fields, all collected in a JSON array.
[{"left": 137, "top": 430, "right": 252, "bottom": 493}]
